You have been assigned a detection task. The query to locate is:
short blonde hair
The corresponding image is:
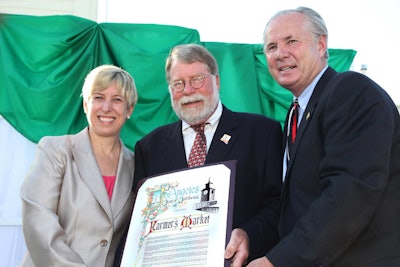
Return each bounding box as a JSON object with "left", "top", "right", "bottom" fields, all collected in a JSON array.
[{"left": 81, "top": 65, "right": 138, "bottom": 109}]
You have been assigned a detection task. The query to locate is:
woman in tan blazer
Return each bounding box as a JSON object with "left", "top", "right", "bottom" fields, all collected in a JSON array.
[{"left": 20, "top": 65, "right": 138, "bottom": 267}]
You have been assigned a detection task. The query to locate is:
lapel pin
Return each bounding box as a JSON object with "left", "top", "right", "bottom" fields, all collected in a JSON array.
[
  {"left": 306, "top": 112, "right": 311, "bottom": 120},
  {"left": 220, "top": 134, "right": 231, "bottom": 145}
]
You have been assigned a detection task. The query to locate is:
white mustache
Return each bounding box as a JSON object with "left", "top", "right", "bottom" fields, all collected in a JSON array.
[{"left": 179, "top": 94, "right": 205, "bottom": 105}]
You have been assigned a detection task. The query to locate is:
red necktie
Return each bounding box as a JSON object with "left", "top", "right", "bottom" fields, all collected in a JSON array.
[
  {"left": 290, "top": 98, "right": 299, "bottom": 144},
  {"left": 287, "top": 99, "right": 299, "bottom": 161},
  {"left": 188, "top": 124, "right": 207, "bottom": 168}
]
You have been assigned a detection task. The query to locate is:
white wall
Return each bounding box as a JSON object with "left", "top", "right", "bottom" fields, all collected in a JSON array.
[{"left": 0, "top": 0, "right": 97, "bottom": 21}]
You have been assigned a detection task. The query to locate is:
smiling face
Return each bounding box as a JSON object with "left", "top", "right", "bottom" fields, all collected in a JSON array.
[
  {"left": 84, "top": 82, "right": 133, "bottom": 138},
  {"left": 264, "top": 12, "right": 327, "bottom": 96},
  {"left": 169, "top": 61, "right": 220, "bottom": 125}
]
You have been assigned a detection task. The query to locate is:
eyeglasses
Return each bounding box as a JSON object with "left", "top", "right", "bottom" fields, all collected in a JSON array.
[{"left": 169, "top": 74, "right": 211, "bottom": 93}]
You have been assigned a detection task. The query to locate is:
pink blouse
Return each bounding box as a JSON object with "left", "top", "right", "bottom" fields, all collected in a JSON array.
[{"left": 103, "top": 175, "right": 116, "bottom": 200}]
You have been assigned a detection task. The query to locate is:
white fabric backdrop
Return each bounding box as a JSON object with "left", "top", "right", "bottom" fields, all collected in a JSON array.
[{"left": 0, "top": 116, "right": 36, "bottom": 267}]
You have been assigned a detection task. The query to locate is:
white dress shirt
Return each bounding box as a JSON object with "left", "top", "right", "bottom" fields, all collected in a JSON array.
[{"left": 182, "top": 101, "right": 222, "bottom": 161}]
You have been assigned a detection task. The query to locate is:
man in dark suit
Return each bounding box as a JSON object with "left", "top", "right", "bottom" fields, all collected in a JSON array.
[
  {"left": 227, "top": 6, "right": 400, "bottom": 267},
  {"left": 132, "top": 43, "right": 283, "bottom": 262}
]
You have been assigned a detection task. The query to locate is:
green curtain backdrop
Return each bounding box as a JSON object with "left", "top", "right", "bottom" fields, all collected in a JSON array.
[{"left": 0, "top": 14, "right": 356, "bottom": 150}]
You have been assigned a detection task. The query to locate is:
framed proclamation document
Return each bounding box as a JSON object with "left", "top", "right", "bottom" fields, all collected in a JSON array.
[{"left": 121, "top": 160, "right": 236, "bottom": 267}]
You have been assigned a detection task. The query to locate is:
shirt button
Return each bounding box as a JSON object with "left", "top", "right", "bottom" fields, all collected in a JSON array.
[{"left": 100, "top": 239, "right": 108, "bottom": 248}]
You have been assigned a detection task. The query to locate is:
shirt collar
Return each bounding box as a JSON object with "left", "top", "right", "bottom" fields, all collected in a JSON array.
[
  {"left": 297, "top": 65, "right": 328, "bottom": 112},
  {"left": 182, "top": 100, "right": 222, "bottom": 131}
]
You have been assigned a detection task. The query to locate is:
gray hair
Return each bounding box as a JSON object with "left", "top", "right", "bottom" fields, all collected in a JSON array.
[
  {"left": 263, "top": 6, "right": 329, "bottom": 59},
  {"left": 165, "top": 44, "right": 219, "bottom": 82}
]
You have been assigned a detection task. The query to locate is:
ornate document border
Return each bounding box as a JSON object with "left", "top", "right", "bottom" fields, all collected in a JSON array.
[{"left": 121, "top": 161, "right": 236, "bottom": 267}]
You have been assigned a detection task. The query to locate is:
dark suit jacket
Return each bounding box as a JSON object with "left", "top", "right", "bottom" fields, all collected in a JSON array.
[
  {"left": 267, "top": 67, "right": 400, "bottom": 266},
  {"left": 133, "top": 105, "right": 283, "bottom": 259}
]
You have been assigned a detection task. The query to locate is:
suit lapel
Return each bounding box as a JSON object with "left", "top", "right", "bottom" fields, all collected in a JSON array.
[
  {"left": 71, "top": 128, "right": 113, "bottom": 220},
  {"left": 164, "top": 122, "right": 189, "bottom": 170},
  {"left": 285, "top": 67, "right": 337, "bottom": 176},
  {"left": 206, "top": 106, "right": 237, "bottom": 163}
]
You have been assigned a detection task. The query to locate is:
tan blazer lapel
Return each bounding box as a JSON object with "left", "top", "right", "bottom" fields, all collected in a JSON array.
[
  {"left": 111, "top": 145, "right": 134, "bottom": 219},
  {"left": 71, "top": 128, "right": 113, "bottom": 220}
]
